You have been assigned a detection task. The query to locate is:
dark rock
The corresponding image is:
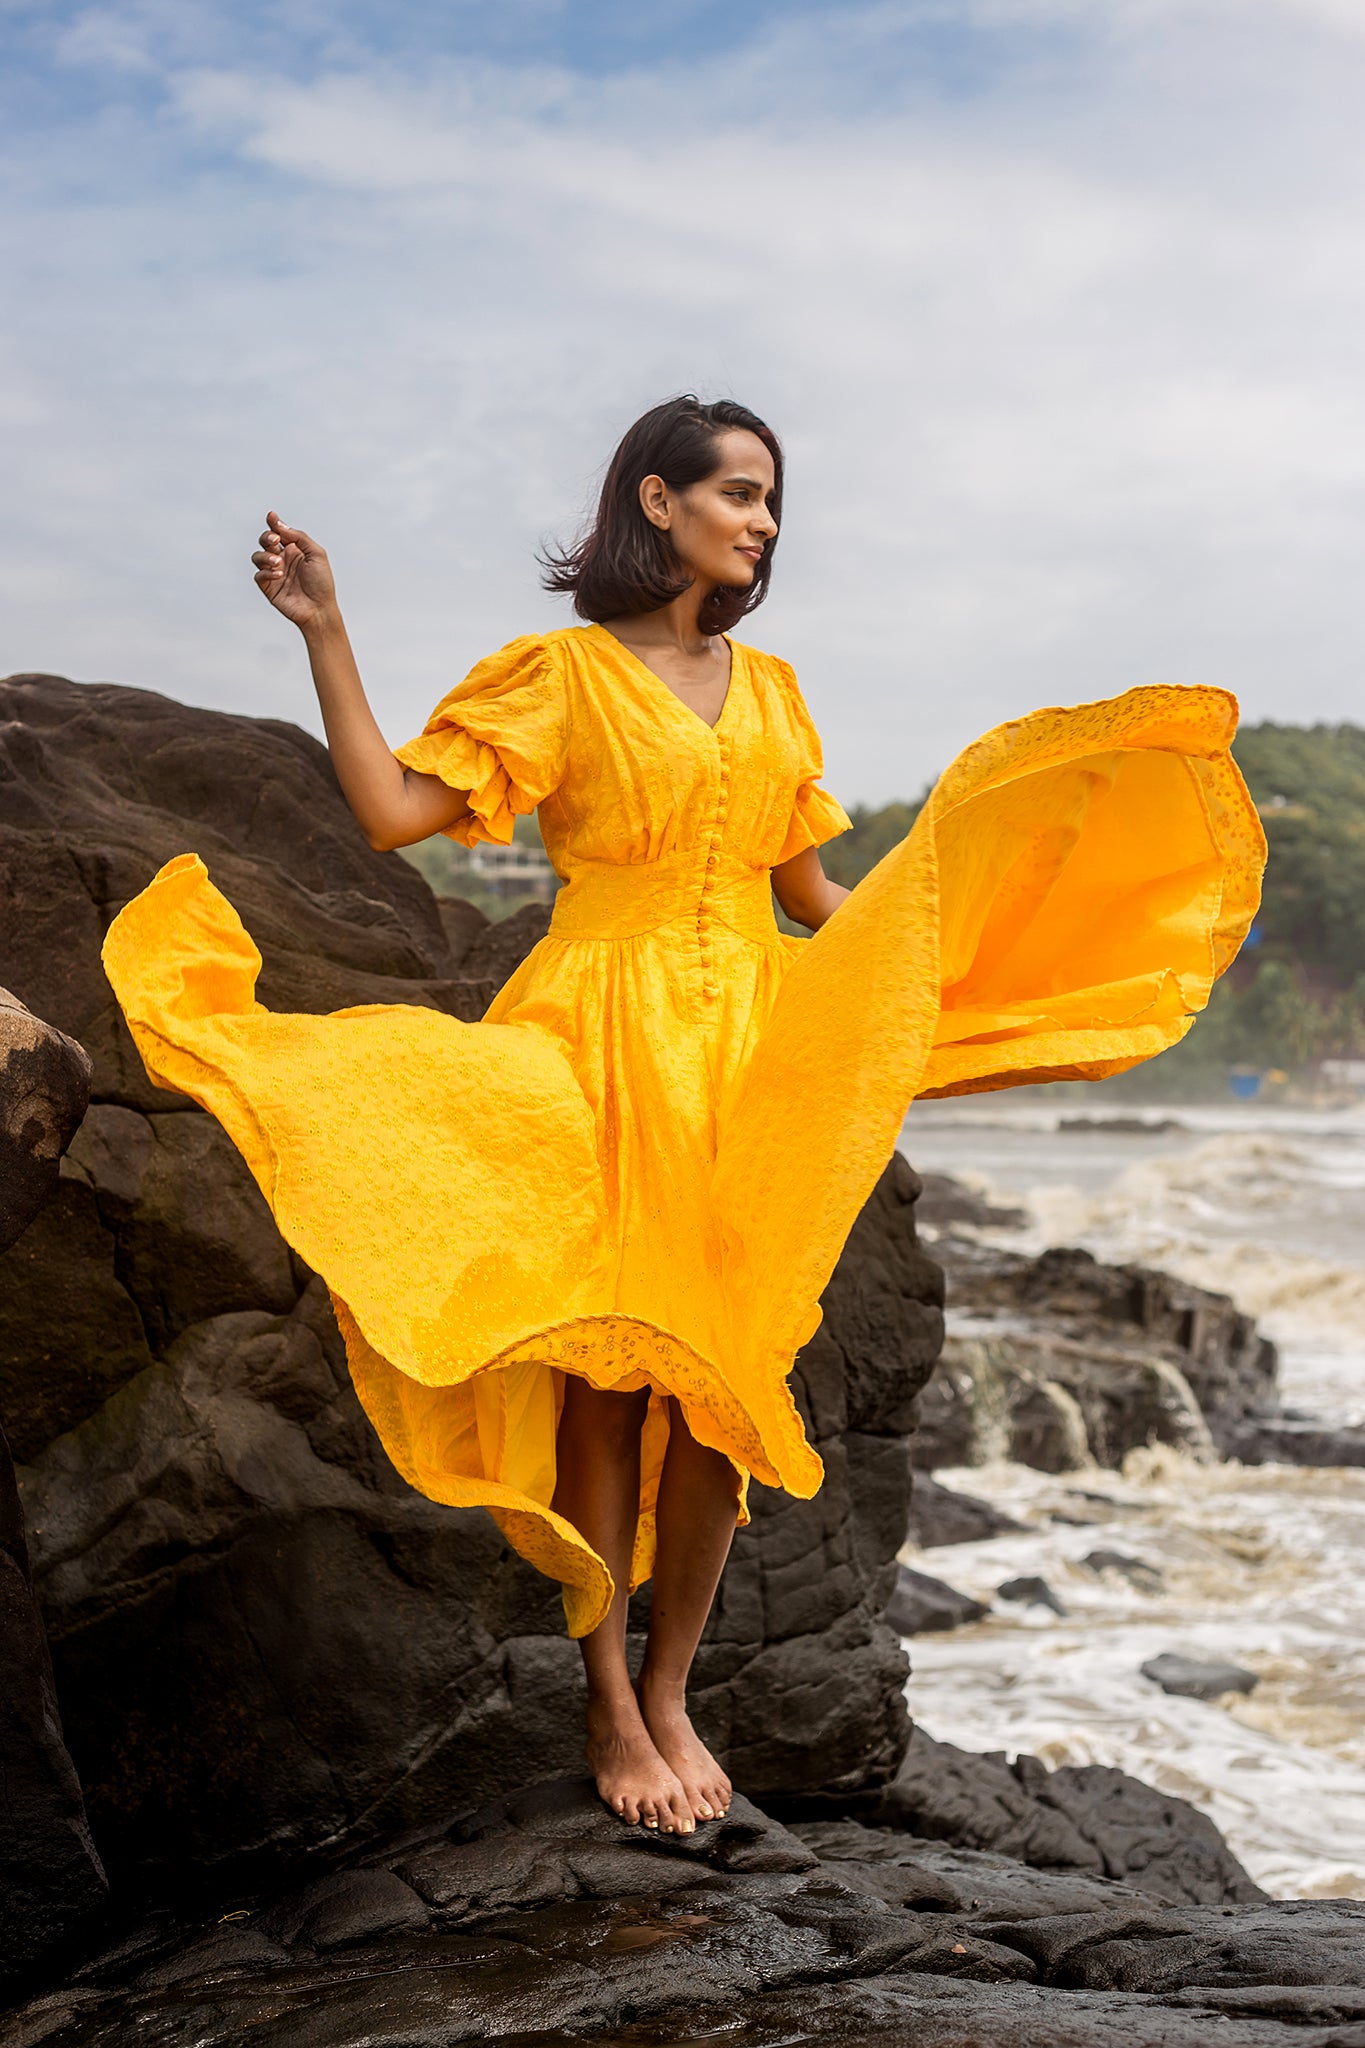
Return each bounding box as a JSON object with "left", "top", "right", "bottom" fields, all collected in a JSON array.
[
  {"left": 885, "top": 1564, "right": 988, "bottom": 1635},
  {"left": 860, "top": 1733, "right": 1106, "bottom": 1874},
  {"left": 855, "top": 1733, "right": 1263, "bottom": 1908},
  {"left": 0, "top": 991, "right": 91, "bottom": 1256},
  {"left": 431, "top": 892, "right": 489, "bottom": 969},
  {"left": 0, "top": 677, "right": 487, "bottom": 1110},
  {"left": 976, "top": 1898, "right": 1365, "bottom": 1994},
  {"left": 262, "top": 1868, "right": 431, "bottom": 1950},
  {"left": 0, "top": 675, "right": 944, "bottom": 1889},
  {"left": 0, "top": 996, "right": 106, "bottom": 1988},
  {"left": 998, "top": 1575, "right": 1068, "bottom": 1616},
  {"left": 1228, "top": 1417, "right": 1365, "bottom": 1469},
  {"left": 4, "top": 1774, "right": 1344, "bottom": 2048},
  {"left": 1083, "top": 1550, "right": 1165, "bottom": 1594},
  {"left": 916, "top": 1171, "right": 1028, "bottom": 1230},
  {"left": 916, "top": 1220, "right": 1280, "bottom": 1471},
  {"left": 792, "top": 1817, "right": 1158, "bottom": 1918},
  {"left": 1020, "top": 1760, "right": 1265, "bottom": 1906},
  {"left": 907, "top": 1473, "right": 1027, "bottom": 1548},
  {"left": 0, "top": 1420, "right": 108, "bottom": 1993},
  {"left": 1141, "top": 1653, "right": 1260, "bottom": 1701}
]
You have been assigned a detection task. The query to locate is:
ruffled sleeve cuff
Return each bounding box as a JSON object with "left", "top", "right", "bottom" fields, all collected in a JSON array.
[
  {"left": 775, "top": 781, "right": 852, "bottom": 865},
  {"left": 394, "top": 726, "right": 524, "bottom": 848},
  {"left": 393, "top": 635, "right": 566, "bottom": 849}
]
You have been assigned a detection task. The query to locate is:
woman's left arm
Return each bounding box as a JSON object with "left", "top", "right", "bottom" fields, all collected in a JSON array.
[{"left": 771, "top": 845, "right": 849, "bottom": 932}]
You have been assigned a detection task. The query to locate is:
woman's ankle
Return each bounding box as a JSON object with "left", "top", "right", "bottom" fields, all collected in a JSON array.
[
  {"left": 635, "top": 1664, "right": 688, "bottom": 1715},
  {"left": 585, "top": 1683, "right": 647, "bottom": 1733}
]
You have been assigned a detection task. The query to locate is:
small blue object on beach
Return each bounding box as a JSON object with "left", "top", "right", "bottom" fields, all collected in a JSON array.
[{"left": 1227, "top": 1069, "right": 1261, "bottom": 1101}]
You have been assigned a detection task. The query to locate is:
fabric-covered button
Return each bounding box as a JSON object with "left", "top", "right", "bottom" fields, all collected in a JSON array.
[{"left": 706, "top": 851, "right": 719, "bottom": 868}]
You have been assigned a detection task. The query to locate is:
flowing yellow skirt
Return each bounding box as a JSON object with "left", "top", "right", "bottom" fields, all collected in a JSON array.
[{"left": 103, "top": 686, "right": 1264, "bottom": 1632}]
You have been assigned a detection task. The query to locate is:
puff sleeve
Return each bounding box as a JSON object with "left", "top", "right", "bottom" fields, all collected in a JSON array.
[
  {"left": 772, "top": 659, "right": 852, "bottom": 864},
  {"left": 394, "top": 635, "right": 567, "bottom": 848}
]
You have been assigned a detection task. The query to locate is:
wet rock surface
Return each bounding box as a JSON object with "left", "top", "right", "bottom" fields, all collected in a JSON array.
[
  {"left": 1229, "top": 1414, "right": 1365, "bottom": 1469},
  {"left": 1141, "top": 1652, "right": 1260, "bottom": 1701},
  {"left": 915, "top": 1193, "right": 1282, "bottom": 1472},
  {"left": 851, "top": 1731, "right": 1266, "bottom": 1909},
  {"left": 0, "top": 675, "right": 941, "bottom": 1892},
  {"left": 998, "top": 1573, "right": 1068, "bottom": 1615},
  {"left": 5, "top": 1776, "right": 1360, "bottom": 2048},
  {"left": 907, "top": 1471, "right": 1027, "bottom": 1546},
  {"left": 884, "top": 1563, "right": 988, "bottom": 1634}
]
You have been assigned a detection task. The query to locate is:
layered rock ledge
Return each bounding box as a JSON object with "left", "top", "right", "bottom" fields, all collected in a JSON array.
[
  {"left": 6, "top": 1762, "right": 1362, "bottom": 2048},
  {"left": 912, "top": 1176, "right": 1360, "bottom": 1473}
]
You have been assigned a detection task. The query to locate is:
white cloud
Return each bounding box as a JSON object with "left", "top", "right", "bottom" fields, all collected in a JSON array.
[{"left": 4, "top": 3, "right": 1365, "bottom": 802}]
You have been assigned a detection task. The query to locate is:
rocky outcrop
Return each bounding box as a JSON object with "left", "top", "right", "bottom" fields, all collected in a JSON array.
[
  {"left": 0, "top": 674, "right": 943, "bottom": 1895},
  {"left": 884, "top": 1564, "right": 988, "bottom": 1634},
  {"left": 0, "top": 992, "right": 92, "bottom": 1251},
  {"left": 855, "top": 1730, "right": 1265, "bottom": 1907},
  {"left": 5, "top": 1770, "right": 1359, "bottom": 2048},
  {"left": 0, "top": 996, "right": 106, "bottom": 1989},
  {"left": 907, "top": 1472, "right": 1026, "bottom": 1547},
  {"left": 913, "top": 1226, "right": 1279, "bottom": 1473},
  {"left": 1228, "top": 1413, "right": 1365, "bottom": 1469}
]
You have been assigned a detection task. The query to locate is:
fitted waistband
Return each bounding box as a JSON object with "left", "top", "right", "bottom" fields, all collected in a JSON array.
[{"left": 549, "top": 856, "right": 780, "bottom": 942}]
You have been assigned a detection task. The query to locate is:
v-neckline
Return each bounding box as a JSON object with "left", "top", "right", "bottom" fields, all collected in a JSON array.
[{"left": 589, "top": 623, "right": 738, "bottom": 737}]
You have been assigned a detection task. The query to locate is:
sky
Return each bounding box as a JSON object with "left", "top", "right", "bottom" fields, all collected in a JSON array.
[{"left": 3, "top": 0, "right": 1365, "bottom": 804}]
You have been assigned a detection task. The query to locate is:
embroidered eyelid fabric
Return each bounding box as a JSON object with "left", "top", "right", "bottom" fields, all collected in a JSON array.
[{"left": 103, "top": 623, "right": 1265, "bottom": 1635}]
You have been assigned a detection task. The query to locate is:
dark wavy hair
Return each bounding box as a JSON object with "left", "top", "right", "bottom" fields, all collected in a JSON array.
[{"left": 541, "top": 395, "right": 782, "bottom": 636}]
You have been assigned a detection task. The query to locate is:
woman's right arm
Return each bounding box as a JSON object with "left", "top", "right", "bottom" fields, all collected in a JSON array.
[{"left": 252, "top": 511, "right": 471, "bottom": 852}]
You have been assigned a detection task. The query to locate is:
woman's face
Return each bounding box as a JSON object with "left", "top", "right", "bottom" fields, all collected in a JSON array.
[{"left": 640, "top": 429, "right": 778, "bottom": 591}]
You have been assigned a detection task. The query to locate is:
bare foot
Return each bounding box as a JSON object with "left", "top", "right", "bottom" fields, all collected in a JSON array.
[
  {"left": 636, "top": 1676, "right": 732, "bottom": 1825},
  {"left": 585, "top": 1693, "right": 695, "bottom": 1834}
]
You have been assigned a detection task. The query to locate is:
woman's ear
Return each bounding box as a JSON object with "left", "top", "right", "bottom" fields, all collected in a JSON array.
[{"left": 638, "top": 474, "right": 671, "bottom": 531}]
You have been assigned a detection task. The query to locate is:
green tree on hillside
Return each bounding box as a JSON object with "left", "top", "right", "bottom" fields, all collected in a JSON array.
[{"left": 1232, "top": 722, "right": 1365, "bottom": 986}]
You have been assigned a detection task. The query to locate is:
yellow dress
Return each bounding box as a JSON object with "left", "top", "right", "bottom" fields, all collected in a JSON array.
[{"left": 102, "top": 625, "right": 1265, "bottom": 1634}]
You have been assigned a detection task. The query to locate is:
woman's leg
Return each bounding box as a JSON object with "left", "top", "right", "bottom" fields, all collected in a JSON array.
[
  {"left": 636, "top": 1398, "right": 740, "bottom": 1823},
  {"left": 551, "top": 1376, "right": 695, "bottom": 1834}
]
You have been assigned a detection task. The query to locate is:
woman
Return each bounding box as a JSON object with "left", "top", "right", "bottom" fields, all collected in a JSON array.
[{"left": 104, "top": 396, "right": 1263, "bottom": 1843}]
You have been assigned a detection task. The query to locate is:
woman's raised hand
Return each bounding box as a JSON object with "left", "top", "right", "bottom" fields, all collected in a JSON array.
[{"left": 252, "top": 511, "right": 337, "bottom": 631}]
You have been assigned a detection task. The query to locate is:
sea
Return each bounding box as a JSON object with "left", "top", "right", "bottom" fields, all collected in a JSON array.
[{"left": 895, "top": 1094, "right": 1365, "bottom": 1902}]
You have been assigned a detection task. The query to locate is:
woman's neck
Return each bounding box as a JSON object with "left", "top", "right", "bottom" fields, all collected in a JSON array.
[{"left": 604, "top": 584, "right": 716, "bottom": 657}]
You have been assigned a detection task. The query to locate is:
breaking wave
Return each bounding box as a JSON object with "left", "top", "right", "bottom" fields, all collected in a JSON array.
[{"left": 897, "top": 1102, "right": 1365, "bottom": 1897}]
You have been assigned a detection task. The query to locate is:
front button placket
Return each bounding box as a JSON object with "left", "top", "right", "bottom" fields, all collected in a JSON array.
[{"left": 699, "top": 734, "right": 731, "bottom": 1003}]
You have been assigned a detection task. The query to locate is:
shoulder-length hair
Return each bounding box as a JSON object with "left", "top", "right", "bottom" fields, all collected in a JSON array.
[{"left": 541, "top": 395, "right": 783, "bottom": 637}]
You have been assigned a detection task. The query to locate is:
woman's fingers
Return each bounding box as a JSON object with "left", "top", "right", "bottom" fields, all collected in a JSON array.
[{"left": 266, "top": 509, "right": 317, "bottom": 551}]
